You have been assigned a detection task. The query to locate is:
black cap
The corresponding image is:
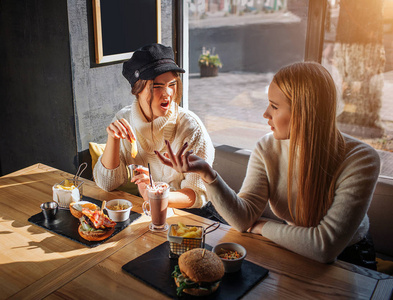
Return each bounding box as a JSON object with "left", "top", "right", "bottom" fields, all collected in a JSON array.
[{"left": 122, "top": 43, "right": 185, "bottom": 87}]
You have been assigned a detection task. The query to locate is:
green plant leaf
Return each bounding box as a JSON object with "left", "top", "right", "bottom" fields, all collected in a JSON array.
[{"left": 198, "top": 51, "right": 222, "bottom": 68}]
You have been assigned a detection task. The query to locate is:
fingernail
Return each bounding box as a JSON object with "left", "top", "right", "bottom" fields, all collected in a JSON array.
[
  {"left": 184, "top": 142, "right": 188, "bottom": 147},
  {"left": 165, "top": 140, "right": 168, "bottom": 145},
  {"left": 154, "top": 150, "right": 158, "bottom": 155}
]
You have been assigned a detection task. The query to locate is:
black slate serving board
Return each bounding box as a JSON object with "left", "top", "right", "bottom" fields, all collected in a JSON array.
[
  {"left": 28, "top": 196, "right": 141, "bottom": 247},
  {"left": 122, "top": 241, "right": 269, "bottom": 299}
]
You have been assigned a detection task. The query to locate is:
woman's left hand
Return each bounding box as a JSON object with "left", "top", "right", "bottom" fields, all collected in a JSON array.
[
  {"left": 155, "top": 140, "right": 216, "bottom": 182},
  {"left": 247, "top": 220, "right": 267, "bottom": 235}
]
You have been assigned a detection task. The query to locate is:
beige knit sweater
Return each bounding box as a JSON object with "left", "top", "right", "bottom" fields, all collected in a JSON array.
[
  {"left": 94, "top": 100, "right": 215, "bottom": 208},
  {"left": 205, "top": 133, "right": 380, "bottom": 263}
]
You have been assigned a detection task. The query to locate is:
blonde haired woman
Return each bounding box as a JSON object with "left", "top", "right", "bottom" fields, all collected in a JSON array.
[
  {"left": 94, "top": 43, "right": 214, "bottom": 209},
  {"left": 156, "top": 62, "right": 380, "bottom": 268}
]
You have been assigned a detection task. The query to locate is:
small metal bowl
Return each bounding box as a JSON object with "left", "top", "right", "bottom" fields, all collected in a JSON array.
[{"left": 40, "top": 202, "right": 58, "bottom": 220}]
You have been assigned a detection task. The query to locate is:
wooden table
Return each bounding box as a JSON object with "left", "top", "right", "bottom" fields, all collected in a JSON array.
[{"left": 1, "top": 164, "right": 392, "bottom": 300}]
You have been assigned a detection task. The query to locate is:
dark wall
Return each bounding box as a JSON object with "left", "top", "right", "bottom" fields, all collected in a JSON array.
[
  {"left": 0, "top": 0, "right": 173, "bottom": 179},
  {"left": 69, "top": 0, "right": 173, "bottom": 180},
  {"left": 0, "top": 0, "right": 76, "bottom": 175}
]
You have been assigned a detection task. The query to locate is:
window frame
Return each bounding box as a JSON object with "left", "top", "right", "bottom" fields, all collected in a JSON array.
[
  {"left": 174, "top": 0, "right": 327, "bottom": 133},
  {"left": 174, "top": 0, "right": 189, "bottom": 110},
  {"left": 305, "top": 0, "right": 327, "bottom": 62}
]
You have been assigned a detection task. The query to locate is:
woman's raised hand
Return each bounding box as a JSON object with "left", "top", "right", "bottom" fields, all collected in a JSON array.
[
  {"left": 106, "top": 118, "right": 136, "bottom": 143},
  {"left": 155, "top": 140, "right": 217, "bottom": 183},
  {"left": 130, "top": 166, "right": 150, "bottom": 201}
]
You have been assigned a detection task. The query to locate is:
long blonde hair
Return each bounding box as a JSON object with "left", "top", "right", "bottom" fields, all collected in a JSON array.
[{"left": 273, "top": 62, "right": 346, "bottom": 227}]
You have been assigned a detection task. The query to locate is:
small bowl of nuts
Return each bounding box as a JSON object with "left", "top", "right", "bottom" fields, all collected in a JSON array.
[
  {"left": 212, "top": 242, "right": 247, "bottom": 273},
  {"left": 105, "top": 199, "right": 132, "bottom": 222}
]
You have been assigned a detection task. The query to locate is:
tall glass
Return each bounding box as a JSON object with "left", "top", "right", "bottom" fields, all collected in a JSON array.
[{"left": 142, "top": 182, "right": 170, "bottom": 232}]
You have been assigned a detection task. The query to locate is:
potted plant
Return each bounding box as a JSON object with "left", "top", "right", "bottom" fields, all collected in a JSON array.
[{"left": 198, "top": 47, "right": 222, "bottom": 77}]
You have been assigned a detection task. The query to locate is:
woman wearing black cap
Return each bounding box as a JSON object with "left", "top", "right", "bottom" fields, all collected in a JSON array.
[{"left": 93, "top": 43, "right": 215, "bottom": 210}]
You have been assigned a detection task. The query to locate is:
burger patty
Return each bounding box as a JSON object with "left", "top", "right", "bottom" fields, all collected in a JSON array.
[{"left": 172, "top": 265, "right": 221, "bottom": 296}]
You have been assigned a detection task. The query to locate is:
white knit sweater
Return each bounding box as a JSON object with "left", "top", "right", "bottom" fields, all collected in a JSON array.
[
  {"left": 205, "top": 133, "right": 380, "bottom": 263},
  {"left": 94, "top": 100, "right": 215, "bottom": 208}
]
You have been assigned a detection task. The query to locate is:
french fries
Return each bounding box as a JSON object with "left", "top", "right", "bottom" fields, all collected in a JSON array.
[
  {"left": 56, "top": 179, "right": 76, "bottom": 190},
  {"left": 171, "top": 222, "right": 202, "bottom": 238},
  {"left": 131, "top": 139, "right": 138, "bottom": 158}
]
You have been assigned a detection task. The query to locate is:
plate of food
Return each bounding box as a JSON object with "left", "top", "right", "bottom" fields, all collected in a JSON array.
[
  {"left": 122, "top": 239, "right": 269, "bottom": 299},
  {"left": 28, "top": 196, "right": 141, "bottom": 247}
]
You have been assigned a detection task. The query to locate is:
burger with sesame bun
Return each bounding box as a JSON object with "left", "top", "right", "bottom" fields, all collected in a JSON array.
[{"left": 172, "top": 248, "right": 225, "bottom": 296}]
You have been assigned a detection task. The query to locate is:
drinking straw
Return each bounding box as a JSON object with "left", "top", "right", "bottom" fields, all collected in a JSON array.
[{"left": 148, "top": 163, "right": 153, "bottom": 187}]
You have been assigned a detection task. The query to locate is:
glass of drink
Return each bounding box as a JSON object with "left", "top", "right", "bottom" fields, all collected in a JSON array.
[
  {"left": 142, "top": 182, "right": 170, "bottom": 232},
  {"left": 127, "top": 164, "right": 144, "bottom": 178}
]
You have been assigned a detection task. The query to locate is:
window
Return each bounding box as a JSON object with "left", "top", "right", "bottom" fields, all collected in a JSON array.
[
  {"left": 180, "top": 0, "right": 393, "bottom": 177},
  {"left": 322, "top": 0, "right": 393, "bottom": 176},
  {"left": 185, "top": 0, "right": 309, "bottom": 150}
]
